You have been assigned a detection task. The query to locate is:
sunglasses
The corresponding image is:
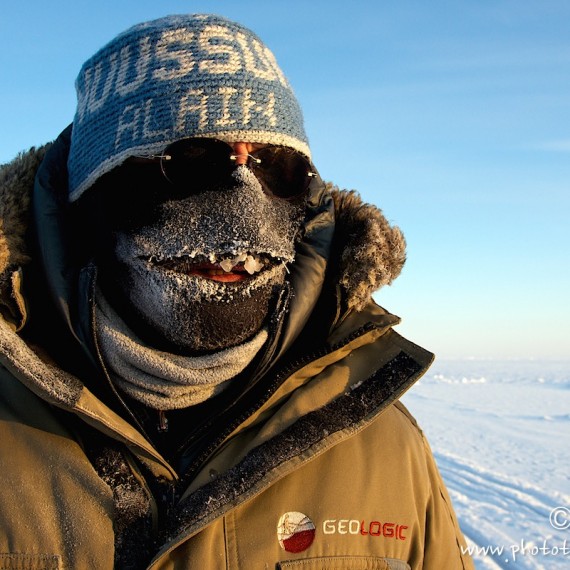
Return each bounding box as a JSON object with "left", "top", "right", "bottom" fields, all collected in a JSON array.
[{"left": 133, "top": 138, "right": 318, "bottom": 201}]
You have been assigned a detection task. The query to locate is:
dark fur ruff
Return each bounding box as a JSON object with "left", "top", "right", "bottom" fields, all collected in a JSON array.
[
  {"left": 0, "top": 148, "right": 49, "bottom": 272},
  {"left": 0, "top": 147, "right": 406, "bottom": 316},
  {"left": 0, "top": 146, "right": 50, "bottom": 325},
  {"left": 327, "top": 184, "right": 406, "bottom": 311}
]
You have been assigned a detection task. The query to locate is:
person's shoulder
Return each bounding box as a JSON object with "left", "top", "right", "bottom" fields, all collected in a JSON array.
[
  {"left": 354, "top": 399, "right": 432, "bottom": 464},
  {"left": 368, "top": 400, "right": 425, "bottom": 439},
  {"left": 391, "top": 400, "right": 425, "bottom": 434}
]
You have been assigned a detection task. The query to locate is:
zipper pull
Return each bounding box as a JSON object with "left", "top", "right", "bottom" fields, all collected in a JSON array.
[{"left": 157, "top": 410, "right": 169, "bottom": 433}]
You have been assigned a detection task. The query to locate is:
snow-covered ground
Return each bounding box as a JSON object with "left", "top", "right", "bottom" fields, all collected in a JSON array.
[{"left": 401, "top": 359, "right": 570, "bottom": 569}]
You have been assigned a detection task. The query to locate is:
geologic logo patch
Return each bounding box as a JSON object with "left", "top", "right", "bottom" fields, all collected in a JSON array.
[{"left": 277, "top": 512, "right": 316, "bottom": 553}]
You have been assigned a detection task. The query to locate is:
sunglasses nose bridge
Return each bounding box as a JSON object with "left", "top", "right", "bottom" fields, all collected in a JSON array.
[{"left": 230, "top": 144, "right": 248, "bottom": 166}]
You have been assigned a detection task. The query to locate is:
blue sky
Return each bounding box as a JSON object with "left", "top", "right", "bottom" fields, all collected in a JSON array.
[{"left": 1, "top": 1, "right": 569, "bottom": 359}]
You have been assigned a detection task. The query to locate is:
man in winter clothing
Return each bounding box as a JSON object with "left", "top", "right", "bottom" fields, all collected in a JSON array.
[{"left": 0, "top": 14, "right": 473, "bottom": 570}]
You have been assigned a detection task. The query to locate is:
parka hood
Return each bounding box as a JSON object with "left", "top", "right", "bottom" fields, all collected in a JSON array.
[{"left": 0, "top": 133, "right": 406, "bottom": 334}]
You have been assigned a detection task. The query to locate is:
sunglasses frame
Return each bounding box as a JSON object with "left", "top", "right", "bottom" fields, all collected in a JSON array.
[{"left": 134, "top": 138, "right": 317, "bottom": 201}]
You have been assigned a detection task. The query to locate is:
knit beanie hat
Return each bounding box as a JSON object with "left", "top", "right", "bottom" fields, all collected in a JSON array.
[{"left": 67, "top": 14, "right": 310, "bottom": 201}]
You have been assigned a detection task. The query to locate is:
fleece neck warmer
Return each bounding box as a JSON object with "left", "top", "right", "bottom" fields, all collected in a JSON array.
[{"left": 95, "top": 291, "right": 268, "bottom": 410}]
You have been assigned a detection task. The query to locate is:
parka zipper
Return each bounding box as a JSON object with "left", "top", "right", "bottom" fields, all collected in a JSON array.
[
  {"left": 157, "top": 410, "right": 169, "bottom": 433},
  {"left": 167, "top": 285, "right": 291, "bottom": 466},
  {"left": 176, "top": 320, "right": 381, "bottom": 489},
  {"left": 83, "top": 265, "right": 177, "bottom": 476}
]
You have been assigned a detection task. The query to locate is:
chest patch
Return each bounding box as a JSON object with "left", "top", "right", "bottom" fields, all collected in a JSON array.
[{"left": 277, "top": 512, "right": 316, "bottom": 553}]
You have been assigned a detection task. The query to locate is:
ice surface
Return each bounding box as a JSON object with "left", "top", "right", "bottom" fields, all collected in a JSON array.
[{"left": 402, "top": 359, "right": 570, "bottom": 569}]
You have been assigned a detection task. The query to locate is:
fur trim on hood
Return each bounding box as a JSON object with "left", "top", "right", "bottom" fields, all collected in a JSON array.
[
  {"left": 0, "top": 145, "right": 51, "bottom": 328},
  {"left": 0, "top": 146, "right": 49, "bottom": 274},
  {"left": 0, "top": 145, "right": 405, "bottom": 323},
  {"left": 328, "top": 185, "right": 405, "bottom": 311}
]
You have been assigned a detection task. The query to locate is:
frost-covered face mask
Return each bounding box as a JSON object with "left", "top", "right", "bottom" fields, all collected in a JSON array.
[{"left": 96, "top": 164, "right": 305, "bottom": 354}]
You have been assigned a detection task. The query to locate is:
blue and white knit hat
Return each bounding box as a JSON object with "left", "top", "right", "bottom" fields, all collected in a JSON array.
[{"left": 67, "top": 14, "right": 310, "bottom": 201}]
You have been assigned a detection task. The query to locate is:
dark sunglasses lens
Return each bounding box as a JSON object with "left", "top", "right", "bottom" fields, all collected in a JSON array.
[
  {"left": 161, "top": 138, "right": 233, "bottom": 193},
  {"left": 253, "top": 147, "right": 313, "bottom": 199}
]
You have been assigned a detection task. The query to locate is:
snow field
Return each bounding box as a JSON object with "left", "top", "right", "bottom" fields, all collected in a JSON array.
[{"left": 401, "top": 359, "right": 570, "bottom": 569}]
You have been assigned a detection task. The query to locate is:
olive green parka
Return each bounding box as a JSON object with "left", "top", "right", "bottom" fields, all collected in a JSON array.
[{"left": 0, "top": 128, "right": 473, "bottom": 569}]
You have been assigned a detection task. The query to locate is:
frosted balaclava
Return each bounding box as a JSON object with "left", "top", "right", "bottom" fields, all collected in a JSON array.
[{"left": 92, "top": 162, "right": 305, "bottom": 353}]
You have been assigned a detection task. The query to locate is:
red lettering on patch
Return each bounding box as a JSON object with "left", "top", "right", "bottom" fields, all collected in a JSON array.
[{"left": 358, "top": 520, "right": 407, "bottom": 540}]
